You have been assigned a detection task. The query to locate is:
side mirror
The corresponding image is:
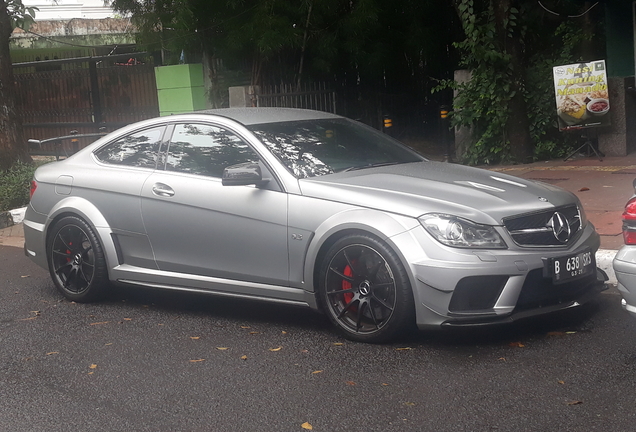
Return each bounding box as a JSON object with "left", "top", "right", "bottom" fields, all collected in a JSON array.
[{"left": 222, "top": 162, "right": 269, "bottom": 186}]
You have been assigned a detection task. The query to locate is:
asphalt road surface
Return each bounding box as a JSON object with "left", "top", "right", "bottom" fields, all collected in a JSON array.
[{"left": 1, "top": 245, "right": 635, "bottom": 432}]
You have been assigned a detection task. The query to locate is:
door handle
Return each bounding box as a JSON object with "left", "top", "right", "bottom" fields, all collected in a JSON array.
[{"left": 152, "top": 183, "right": 175, "bottom": 197}]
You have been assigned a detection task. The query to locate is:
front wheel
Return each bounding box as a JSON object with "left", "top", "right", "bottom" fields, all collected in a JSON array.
[
  {"left": 318, "top": 234, "right": 415, "bottom": 343},
  {"left": 47, "top": 216, "right": 109, "bottom": 302}
]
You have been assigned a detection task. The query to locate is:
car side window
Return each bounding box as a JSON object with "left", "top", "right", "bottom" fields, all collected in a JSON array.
[
  {"left": 94, "top": 126, "right": 165, "bottom": 168},
  {"left": 165, "top": 123, "right": 258, "bottom": 178}
]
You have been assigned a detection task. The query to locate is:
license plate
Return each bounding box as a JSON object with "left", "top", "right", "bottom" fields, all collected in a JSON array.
[{"left": 545, "top": 250, "right": 595, "bottom": 284}]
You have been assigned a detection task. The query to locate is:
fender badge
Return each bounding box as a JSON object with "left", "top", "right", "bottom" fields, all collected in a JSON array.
[{"left": 538, "top": 197, "right": 548, "bottom": 202}]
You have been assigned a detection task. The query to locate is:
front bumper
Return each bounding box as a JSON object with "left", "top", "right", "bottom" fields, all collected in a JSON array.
[
  {"left": 613, "top": 245, "right": 636, "bottom": 319},
  {"left": 390, "top": 222, "right": 605, "bottom": 329}
]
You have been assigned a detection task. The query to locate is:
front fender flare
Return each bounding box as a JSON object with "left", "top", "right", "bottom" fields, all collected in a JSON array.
[{"left": 302, "top": 208, "right": 420, "bottom": 293}]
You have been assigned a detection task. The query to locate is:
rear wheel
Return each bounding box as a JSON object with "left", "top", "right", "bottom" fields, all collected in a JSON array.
[
  {"left": 47, "top": 216, "right": 109, "bottom": 302},
  {"left": 318, "top": 234, "right": 415, "bottom": 343}
]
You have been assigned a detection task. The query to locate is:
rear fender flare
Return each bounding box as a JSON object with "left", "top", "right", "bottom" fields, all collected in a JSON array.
[{"left": 45, "top": 197, "right": 118, "bottom": 272}]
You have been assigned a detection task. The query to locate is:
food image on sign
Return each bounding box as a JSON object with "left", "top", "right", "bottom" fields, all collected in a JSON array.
[{"left": 553, "top": 60, "right": 610, "bottom": 131}]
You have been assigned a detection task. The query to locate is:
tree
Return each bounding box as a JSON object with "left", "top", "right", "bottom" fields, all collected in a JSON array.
[
  {"left": 443, "top": 0, "right": 602, "bottom": 165},
  {"left": 0, "top": 0, "right": 35, "bottom": 172}
]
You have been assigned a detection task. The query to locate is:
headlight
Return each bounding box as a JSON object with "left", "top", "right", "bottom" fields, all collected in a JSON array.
[{"left": 419, "top": 214, "right": 507, "bottom": 249}]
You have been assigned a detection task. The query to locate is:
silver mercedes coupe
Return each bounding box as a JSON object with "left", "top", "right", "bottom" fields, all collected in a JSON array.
[{"left": 23, "top": 108, "right": 607, "bottom": 342}]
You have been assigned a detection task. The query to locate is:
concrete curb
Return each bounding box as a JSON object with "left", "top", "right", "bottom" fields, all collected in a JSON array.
[
  {"left": 596, "top": 249, "right": 617, "bottom": 285},
  {"left": 0, "top": 211, "right": 13, "bottom": 229}
]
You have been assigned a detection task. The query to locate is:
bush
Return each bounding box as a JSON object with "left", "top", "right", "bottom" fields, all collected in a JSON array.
[{"left": 0, "top": 162, "right": 37, "bottom": 212}]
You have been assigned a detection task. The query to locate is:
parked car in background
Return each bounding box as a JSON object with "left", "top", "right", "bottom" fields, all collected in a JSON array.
[
  {"left": 613, "top": 179, "right": 636, "bottom": 319},
  {"left": 23, "top": 108, "right": 607, "bottom": 343}
]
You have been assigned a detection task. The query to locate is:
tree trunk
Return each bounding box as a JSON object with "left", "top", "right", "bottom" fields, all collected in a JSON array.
[
  {"left": 0, "top": 1, "right": 31, "bottom": 171},
  {"left": 494, "top": 0, "right": 533, "bottom": 163},
  {"left": 296, "top": 1, "right": 313, "bottom": 91}
]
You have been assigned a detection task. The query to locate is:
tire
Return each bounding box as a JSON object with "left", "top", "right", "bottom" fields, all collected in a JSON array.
[
  {"left": 317, "top": 234, "right": 415, "bottom": 343},
  {"left": 47, "top": 216, "right": 109, "bottom": 302}
]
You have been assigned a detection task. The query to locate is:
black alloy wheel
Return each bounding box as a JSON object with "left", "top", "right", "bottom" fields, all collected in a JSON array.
[
  {"left": 319, "top": 234, "right": 415, "bottom": 343},
  {"left": 48, "top": 216, "right": 109, "bottom": 302}
]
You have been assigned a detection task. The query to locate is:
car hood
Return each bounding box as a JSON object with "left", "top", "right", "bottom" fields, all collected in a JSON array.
[{"left": 299, "top": 161, "right": 579, "bottom": 225}]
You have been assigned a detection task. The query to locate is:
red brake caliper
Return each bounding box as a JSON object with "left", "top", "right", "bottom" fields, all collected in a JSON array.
[{"left": 342, "top": 265, "right": 354, "bottom": 305}]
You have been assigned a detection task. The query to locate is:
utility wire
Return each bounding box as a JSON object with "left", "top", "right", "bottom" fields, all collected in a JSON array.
[{"left": 538, "top": 1, "right": 599, "bottom": 18}]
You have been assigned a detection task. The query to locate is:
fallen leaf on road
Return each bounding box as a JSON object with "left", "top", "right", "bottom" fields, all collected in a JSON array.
[
  {"left": 240, "top": 355, "right": 248, "bottom": 360},
  {"left": 105, "top": 343, "right": 113, "bottom": 346},
  {"left": 382, "top": 383, "right": 389, "bottom": 386},
  {"left": 123, "top": 318, "right": 132, "bottom": 321},
  {"left": 46, "top": 352, "right": 59, "bottom": 356},
  {"left": 282, "top": 331, "right": 287, "bottom": 334},
  {"left": 301, "top": 422, "right": 313, "bottom": 430},
  {"left": 346, "top": 381, "right": 356, "bottom": 386},
  {"left": 333, "top": 342, "right": 344, "bottom": 346},
  {"left": 240, "top": 326, "right": 251, "bottom": 329},
  {"left": 89, "top": 364, "right": 97, "bottom": 369},
  {"left": 249, "top": 331, "right": 260, "bottom": 335},
  {"left": 566, "top": 331, "right": 577, "bottom": 335},
  {"left": 509, "top": 342, "right": 525, "bottom": 348},
  {"left": 547, "top": 331, "right": 566, "bottom": 336},
  {"left": 579, "top": 187, "right": 590, "bottom": 192},
  {"left": 396, "top": 347, "right": 412, "bottom": 351},
  {"left": 499, "top": 357, "right": 506, "bottom": 361},
  {"left": 216, "top": 347, "right": 228, "bottom": 350},
  {"left": 19, "top": 317, "right": 37, "bottom": 321},
  {"left": 189, "top": 359, "right": 205, "bottom": 363},
  {"left": 312, "top": 370, "right": 323, "bottom": 374},
  {"left": 269, "top": 346, "right": 283, "bottom": 352},
  {"left": 567, "top": 400, "right": 583, "bottom": 405},
  {"left": 558, "top": 380, "right": 565, "bottom": 385},
  {"left": 90, "top": 321, "right": 109, "bottom": 326},
  {"left": 190, "top": 337, "right": 200, "bottom": 340},
  {"left": 21, "top": 275, "right": 30, "bottom": 278}
]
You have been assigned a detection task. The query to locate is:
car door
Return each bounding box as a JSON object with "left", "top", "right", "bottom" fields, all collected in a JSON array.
[
  {"left": 140, "top": 122, "right": 290, "bottom": 287},
  {"left": 90, "top": 125, "right": 167, "bottom": 270}
]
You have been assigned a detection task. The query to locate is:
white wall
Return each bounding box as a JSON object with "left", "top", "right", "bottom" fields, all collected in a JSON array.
[{"left": 21, "top": 0, "right": 117, "bottom": 20}]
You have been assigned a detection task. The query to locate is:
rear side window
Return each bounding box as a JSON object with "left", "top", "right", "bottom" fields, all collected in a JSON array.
[
  {"left": 165, "top": 123, "right": 257, "bottom": 178},
  {"left": 94, "top": 126, "right": 165, "bottom": 168}
]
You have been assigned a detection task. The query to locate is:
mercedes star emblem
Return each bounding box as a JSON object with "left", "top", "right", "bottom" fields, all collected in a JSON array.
[{"left": 549, "top": 212, "right": 571, "bottom": 243}]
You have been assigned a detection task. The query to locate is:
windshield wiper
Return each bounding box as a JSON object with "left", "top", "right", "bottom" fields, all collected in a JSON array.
[{"left": 339, "top": 161, "right": 402, "bottom": 172}]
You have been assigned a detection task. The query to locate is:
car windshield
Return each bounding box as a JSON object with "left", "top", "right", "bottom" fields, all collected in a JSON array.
[{"left": 248, "top": 118, "right": 424, "bottom": 179}]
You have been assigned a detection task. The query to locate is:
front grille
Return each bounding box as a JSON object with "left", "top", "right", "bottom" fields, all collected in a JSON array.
[{"left": 503, "top": 205, "right": 582, "bottom": 247}]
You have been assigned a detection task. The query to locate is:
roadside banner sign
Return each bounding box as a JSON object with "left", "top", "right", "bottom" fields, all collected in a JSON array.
[{"left": 553, "top": 60, "right": 610, "bottom": 131}]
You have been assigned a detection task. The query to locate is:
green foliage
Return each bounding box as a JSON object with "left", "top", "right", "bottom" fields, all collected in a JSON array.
[
  {"left": 436, "top": 0, "right": 517, "bottom": 165},
  {"left": 524, "top": 22, "right": 590, "bottom": 159},
  {"left": 110, "top": 0, "right": 459, "bottom": 87},
  {"left": 6, "top": 0, "right": 37, "bottom": 30},
  {"left": 0, "top": 162, "right": 35, "bottom": 212},
  {"left": 439, "top": 0, "right": 598, "bottom": 165}
]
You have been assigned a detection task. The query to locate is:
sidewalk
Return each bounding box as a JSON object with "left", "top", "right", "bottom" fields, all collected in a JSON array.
[{"left": 0, "top": 222, "right": 24, "bottom": 248}]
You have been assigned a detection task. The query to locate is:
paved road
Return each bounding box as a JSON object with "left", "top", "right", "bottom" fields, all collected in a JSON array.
[{"left": 1, "top": 245, "right": 635, "bottom": 432}]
